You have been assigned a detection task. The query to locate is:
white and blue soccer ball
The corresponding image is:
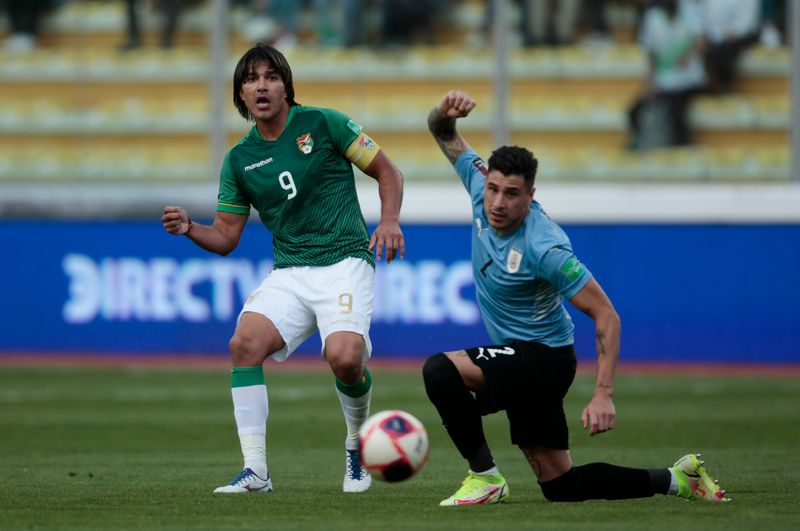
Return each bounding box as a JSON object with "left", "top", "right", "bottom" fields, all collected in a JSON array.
[{"left": 358, "top": 410, "right": 430, "bottom": 482}]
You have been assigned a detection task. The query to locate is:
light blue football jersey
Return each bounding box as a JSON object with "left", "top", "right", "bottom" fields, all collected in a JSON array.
[{"left": 454, "top": 150, "right": 592, "bottom": 347}]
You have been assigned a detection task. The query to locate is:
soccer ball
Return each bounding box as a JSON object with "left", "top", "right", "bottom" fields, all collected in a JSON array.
[{"left": 358, "top": 410, "right": 430, "bottom": 482}]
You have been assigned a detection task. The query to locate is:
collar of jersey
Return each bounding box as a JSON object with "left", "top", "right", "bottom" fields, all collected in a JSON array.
[{"left": 250, "top": 105, "right": 298, "bottom": 143}]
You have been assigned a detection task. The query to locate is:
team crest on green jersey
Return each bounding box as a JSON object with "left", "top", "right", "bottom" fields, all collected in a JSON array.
[
  {"left": 507, "top": 248, "right": 522, "bottom": 273},
  {"left": 296, "top": 133, "right": 314, "bottom": 154},
  {"left": 561, "top": 256, "right": 585, "bottom": 281}
]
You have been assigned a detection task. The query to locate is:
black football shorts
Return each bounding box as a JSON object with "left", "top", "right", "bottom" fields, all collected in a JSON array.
[{"left": 466, "top": 341, "right": 577, "bottom": 449}]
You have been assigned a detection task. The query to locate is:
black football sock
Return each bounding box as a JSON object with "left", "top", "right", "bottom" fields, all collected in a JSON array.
[
  {"left": 422, "top": 353, "right": 495, "bottom": 471},
  {"left": 648, "top": 467, "right": 673, "bottom": 495},
  {"left": 540, "top": 462, "right": 660, "bottom": 502}
]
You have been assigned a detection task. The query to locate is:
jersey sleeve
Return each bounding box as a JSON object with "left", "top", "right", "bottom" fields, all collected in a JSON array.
[
  {"left": 453, "top": 150, "right": 486, "bottom": 205},
  {"left": 216, "top": 151, "right": 251, "bottom": 215},
  {"left": 320, "top": 107, "right": 380, "bottom": 172},
  {"left": 537, "top": 246, "right": 593, "bottom": 300}
]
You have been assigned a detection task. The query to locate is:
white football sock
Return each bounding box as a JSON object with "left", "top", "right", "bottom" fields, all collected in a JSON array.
[
  {"left": 336, "top": 387, "right": 371, "bottom": 451},
  {"left": 232, "top": 384, "right": 269, "bottom": 478},
  {"left": 668, "top": 468, "right": 679, "bottom": 495},
  {"left": 473, "top": 466, "right": 500, "bottom": 476}
]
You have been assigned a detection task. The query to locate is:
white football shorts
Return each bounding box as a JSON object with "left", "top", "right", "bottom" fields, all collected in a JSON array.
[{"left": 239, "top": 257, "right": 374, "bottom": 362}]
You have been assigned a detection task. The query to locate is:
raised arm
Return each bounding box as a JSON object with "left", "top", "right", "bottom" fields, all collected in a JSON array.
[
  {"left": 568, "top": 277, "right": 622, "bottom": 437},
  {"left": 427, "top": 90, "right": 477, "bottom": 165},
  {"left": 162, "top": 206, "right": 248, "bottom": 256}
]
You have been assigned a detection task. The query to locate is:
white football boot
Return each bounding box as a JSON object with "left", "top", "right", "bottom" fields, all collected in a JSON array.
[
  {"left": 213, "top": 468, "right": 272, "bottom": 494},
  {"left": 343, "top": 449, "right": 372, "bottom": 493}
]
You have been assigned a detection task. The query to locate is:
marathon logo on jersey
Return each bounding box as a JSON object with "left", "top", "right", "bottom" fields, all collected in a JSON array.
[
  {"left": 358, "top": 133, "right": 375, "bottom": 151},
  {"left": 243, "top": 157, "right": 274, "bottom": 172},
  {"left": 347, "top": 119, "right": 363, "bottom": 135},
  {"left": 296, "top": 133, "right": 314, "bottom": 154},
  {"left": 472, "top": 158, "right": 489, "bottom": 177},
  {"left": 507, "top": 248, "right": 522, "bottom": 273},
  {"left": 561, "top": 256, "right": 585, "bottom": 281}
]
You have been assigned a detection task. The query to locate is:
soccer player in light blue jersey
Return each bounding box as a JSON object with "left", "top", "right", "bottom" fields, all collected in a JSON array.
[{"left": 423, "top": 90, "right": 729, "bottom": 506}]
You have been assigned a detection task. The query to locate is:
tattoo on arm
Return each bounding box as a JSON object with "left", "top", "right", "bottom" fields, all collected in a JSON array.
[
  {"left": 595, "top": 330, "right": 606, "bottom": 356},
  {"left": 427, "top": 107, "right": 471, "bottom": 165},
  {"left": 427, "top": 107, "right": 456, "bottom": 140}
]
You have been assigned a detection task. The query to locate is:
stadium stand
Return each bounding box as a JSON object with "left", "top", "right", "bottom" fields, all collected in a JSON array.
[{"left": 0, "top": 0, "right": 791, "bottom": 186}]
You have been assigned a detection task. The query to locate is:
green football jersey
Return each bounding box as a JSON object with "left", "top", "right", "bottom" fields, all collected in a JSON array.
[{"left": 217, "top": 105, "right": 375, "bottom": 269}]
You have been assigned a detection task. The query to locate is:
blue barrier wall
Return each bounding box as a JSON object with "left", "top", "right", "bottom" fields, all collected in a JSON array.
[{"left": 1, "top": 220, "right": 798, "bottom": 362}]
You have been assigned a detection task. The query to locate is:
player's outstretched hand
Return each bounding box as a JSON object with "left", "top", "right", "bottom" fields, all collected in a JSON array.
[
  {"left": 162, "top": 205, "right": 191, "bottom": 236},
  {"left": 437, "top": 90, "right": 476, "bottom": 119},
  {"left": 369, "top": 221, "right": 405, "bottom": 263},
  {"left": 581, "top": 393, "right": 616, "bottom": 436}
]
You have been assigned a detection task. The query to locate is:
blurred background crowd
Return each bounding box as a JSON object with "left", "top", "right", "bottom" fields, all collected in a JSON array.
[
  {"left": 1, "top": 1, "right": 790, "bottom": 53},
  {"left": 0, "top": 0, "right": 794, "bottom": 210}
]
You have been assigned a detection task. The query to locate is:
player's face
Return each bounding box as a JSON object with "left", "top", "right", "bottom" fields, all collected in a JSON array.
[
  {"left": 483, "top": 170, "right": 534, "bottom": 236},
  {"left": 239, "top": 61, "right": 289, "bottom": 124}
]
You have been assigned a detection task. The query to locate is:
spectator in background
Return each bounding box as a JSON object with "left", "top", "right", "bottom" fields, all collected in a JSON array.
[
  {"left": 242, "top": 0, "right": 338, "bottom": 49},
  {"left": 527, "top": 0, "right": 581, "bottom": 46},
  {"left": 698, "top": 0, "right": 760, "bottom": 93},
  {"left": 478, "top": 0, "right": 532, "bottom": 47},
  {"left": 581, "top": 0, "right": 613, "bottom": 46},
  {"left": 477, "top": 0, "right": 578, "bottom": 48},
  {"left": 627, "top": 0, "right": 706, "bottom": 150},
  {"left": 759, "top": 0, "right": 785, "bottom": 49},
  {"left": 120, "top": 0, "right": 186, "bottom": 51},
  {"left": 241, "top": 0, "right": 301, "bottom": 49},
  {"left": 342, "top": 0, "right": 367, "bottom": 47},
  {"left": 381, "top": 0, "right": 443, "bottom": 47},
  {"left": 3, "top": 0, "right": 52, "bottom": 53}
]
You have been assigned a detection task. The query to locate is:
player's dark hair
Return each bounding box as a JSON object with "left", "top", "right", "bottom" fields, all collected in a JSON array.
[
  {"left": 233, "top": 43, "right": 298, "bottom": 120},
  {"left": 487, "top": 146, "right": 538, "bottom": 189}
]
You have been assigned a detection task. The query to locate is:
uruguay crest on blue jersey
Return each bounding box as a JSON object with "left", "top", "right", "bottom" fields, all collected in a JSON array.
[{"left": 507, "top": 248, "right": 522, "bottom": 273}]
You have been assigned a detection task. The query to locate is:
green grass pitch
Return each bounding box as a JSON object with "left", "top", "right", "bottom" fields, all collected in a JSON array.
[{"left": 1, "top": 363, "right": 798, "bottom": 530}]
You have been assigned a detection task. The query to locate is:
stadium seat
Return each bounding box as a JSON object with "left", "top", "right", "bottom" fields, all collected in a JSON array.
[{"left": 0, "top": 0, "right": 790, "bottom": 184}]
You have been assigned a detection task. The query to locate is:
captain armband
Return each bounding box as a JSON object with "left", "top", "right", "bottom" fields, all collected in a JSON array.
[{"left": 344, "top": 133, "right": 380, "bottom": 172}]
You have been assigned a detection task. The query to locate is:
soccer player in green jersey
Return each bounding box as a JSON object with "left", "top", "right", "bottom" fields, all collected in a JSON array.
[
  {"left": 161, "top": 44, "right": 405, "bottom": 494},
  {"left": 422, "top": 89, "right": 730, "bottom": 506}
]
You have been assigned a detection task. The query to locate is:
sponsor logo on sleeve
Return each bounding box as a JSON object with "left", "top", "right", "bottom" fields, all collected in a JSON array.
[
  {"left": 347, "top": 119, "right": 363, "bottom": 135},
  {"left": 560, "top": 256, "right": 585, "bottom": 281},
  {"left": 472, "top": 158, "right": 489, "bottom": 176},
  {"left": 296, "top": 133, "right": 314, "bottom": 154}
]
